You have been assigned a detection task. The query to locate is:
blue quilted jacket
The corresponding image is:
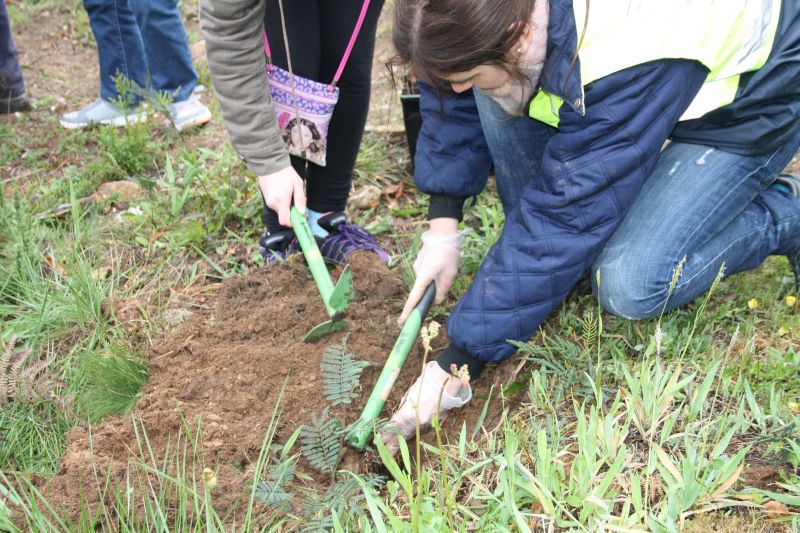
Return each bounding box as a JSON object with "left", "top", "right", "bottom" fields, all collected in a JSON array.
[{"left": 414, "top": 0, "right": 800, "bottom": 365}]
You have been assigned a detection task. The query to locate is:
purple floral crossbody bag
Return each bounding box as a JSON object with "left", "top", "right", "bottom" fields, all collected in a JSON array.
[{"left": 263, "top": 0, "right": 371, "bottom": 167}]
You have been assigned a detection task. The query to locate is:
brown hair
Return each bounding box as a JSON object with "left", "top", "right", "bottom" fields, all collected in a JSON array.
[{"left": 392, "top": 0, "right": 536, "bottom": 93}]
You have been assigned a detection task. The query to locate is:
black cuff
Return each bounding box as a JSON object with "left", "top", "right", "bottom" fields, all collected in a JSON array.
[
  {"left": 428, "top": 194, "right": 467, "bottom": 222},
  {"left": 436, "top": 344, "right": 486, "bottom": 380}
]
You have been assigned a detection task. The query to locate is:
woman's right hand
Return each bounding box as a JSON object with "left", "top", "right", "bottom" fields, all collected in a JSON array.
[
  {"left": 258, "top": 166, "right": 307, "bottom": 227},
  {"left": 399, "top": 218, "right": 469, "bottom": 325}
]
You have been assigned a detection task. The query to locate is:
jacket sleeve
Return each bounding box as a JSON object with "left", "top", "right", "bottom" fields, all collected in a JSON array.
[
  {"left": 199, "top": 0, "right": 290, "bottom": 176},
  {"left": 447, "top": 59, "right": 709, "bottom": 364},
  {"left": 414, "top": 82, "right": 492, "bottom": 220}
]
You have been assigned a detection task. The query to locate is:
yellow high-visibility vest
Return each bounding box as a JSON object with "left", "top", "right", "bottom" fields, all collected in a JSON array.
[{"left": 529, "top": 0, "right": 782, "bottom": 127}]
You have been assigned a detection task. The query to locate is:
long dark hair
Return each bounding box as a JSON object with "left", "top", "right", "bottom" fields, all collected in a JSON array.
[{"left": 392, "top": 0, "right": 536, "bottom": 92}]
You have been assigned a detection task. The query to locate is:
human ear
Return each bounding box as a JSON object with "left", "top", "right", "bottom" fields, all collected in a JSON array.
[{"left": 514, "top": 22, "right": 534, "bottom": 57}]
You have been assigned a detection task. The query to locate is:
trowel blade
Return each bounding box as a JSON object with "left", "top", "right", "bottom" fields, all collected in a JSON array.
[
  {"left": 303, "top": 319, "right": 349, "bottom": 342},
  {"left": 328, "top": 265, "right": 355, "bottom": 313}
]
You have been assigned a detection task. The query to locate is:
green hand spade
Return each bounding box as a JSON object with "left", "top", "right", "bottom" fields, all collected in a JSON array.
[
  {"left": 347, "top": 282, "right": 436, "bottom": 450},
  {"left": 289, "top": 206, "right": 355, "bottom": 341}
]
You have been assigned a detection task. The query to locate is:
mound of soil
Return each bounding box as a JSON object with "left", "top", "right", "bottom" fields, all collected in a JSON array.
[{"left": 43, "top": 252, "right": 520, "bottom": 521}]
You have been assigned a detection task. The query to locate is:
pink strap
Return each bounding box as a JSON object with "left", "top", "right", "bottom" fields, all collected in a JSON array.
[
  {"left": 262, "top": 0, "right": 371, "bottom": 86},
  {"left": 263, "top": 32, "right": 271, "bottom": 60},
  {"left": 332, "top": 0, "right": 371, "bottom": 85}
]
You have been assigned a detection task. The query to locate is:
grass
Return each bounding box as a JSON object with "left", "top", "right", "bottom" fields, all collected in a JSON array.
[
  {"left": 2, "top": 124, "right": 799, "bottom": 529},
  {"left": 1, "top": 1, "right": 799, "bottom": 529},
  {"left": 1, "top": 387, "right": 288, "bottom": 532}
]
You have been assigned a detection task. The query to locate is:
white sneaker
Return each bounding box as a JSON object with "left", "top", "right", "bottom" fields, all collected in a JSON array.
[
  {"left": 60, "top": 98, "right": 146, "bottom": 129},
  {"left": 167, "top": 97, "right": 211, "bottom": 132}
]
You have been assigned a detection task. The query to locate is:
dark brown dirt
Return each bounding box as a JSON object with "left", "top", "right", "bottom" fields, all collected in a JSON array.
[{"left": 42, "top": 252, "right": 520, "bottom": 522}]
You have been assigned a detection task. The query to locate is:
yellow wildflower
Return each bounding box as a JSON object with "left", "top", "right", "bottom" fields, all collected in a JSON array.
[
  {"left": 786, "top": 295, "right": 797, "bottom": 308},
  {"left": 747, "top": 298, "right": 758, "bottom": 310},
  {"left": 449, "top": 363, "right": 471, "bottom": 385},
  {"left": 202, "top": 467, "right": 218, "bottom": 490},
  {"left": 420, "top": 320, "right": 441, "bottom": 351}
]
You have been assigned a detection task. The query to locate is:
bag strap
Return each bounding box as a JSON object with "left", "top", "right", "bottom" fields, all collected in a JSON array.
[
  {"left": 276, "top": 0, "right": 307, "bottom": 159},
  {"left": 331, "top": 0, "right": 371, "bottom": 87},
  {"left": 262, "top": 0, "right": 371, "bottom": 88}
]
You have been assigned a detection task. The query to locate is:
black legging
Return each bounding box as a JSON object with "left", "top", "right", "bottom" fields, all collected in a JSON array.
[{"left": 263, "top": 0, "right": 384, "bottom": 232}]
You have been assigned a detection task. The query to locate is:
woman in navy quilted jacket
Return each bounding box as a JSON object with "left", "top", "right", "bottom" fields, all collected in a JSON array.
[{"left": 380, "top": 0, "right": 800, "bottom": 450}]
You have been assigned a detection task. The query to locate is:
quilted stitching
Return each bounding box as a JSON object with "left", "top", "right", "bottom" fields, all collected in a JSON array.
[{"left": 447, "top": 61, "right": 708, "bottom": 363}]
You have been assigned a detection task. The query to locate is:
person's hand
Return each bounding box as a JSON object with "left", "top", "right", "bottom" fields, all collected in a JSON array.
[
  {"left": 378, "top": 361, "right": 471, "bottom": 454},
  {"left": 399, "top": 218, "right": 470, "bottom": 325},
  {"left": 258, "top": 166, "right": 306, "bottom": 227}
]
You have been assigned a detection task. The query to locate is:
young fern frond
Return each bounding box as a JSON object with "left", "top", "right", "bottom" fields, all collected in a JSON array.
[
  {"left": 0, "top": 337, "right": 12, "bottom": 403},
  {"left": 299, "top": 515, "right": 334, "bottom": 533},
  {"left": 581, "top": 309, "right": 599, "bottom": 355},
  {"left": 300, "top": 408, "right": 342, "bottom": 474},
  {"left": 320, "top": 336, "right": 368, "bottom": 406},
  {"left": 255, "top": 457, "right": 297, "bottom": 508},
  {"left": 301, "top": 474, "right": 383, "bottom": 526},
  {"left": 1, "top": 337, "right": 59, "bottom": 406}
]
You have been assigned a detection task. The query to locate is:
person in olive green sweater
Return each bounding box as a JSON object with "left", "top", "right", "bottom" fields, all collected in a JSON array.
[{"left": 200, "top": 0, "right": 388, "bottom": 264}]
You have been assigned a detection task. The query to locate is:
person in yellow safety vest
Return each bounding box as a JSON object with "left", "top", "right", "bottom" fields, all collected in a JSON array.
[{"left": 380, "top": 0, "right": 800, "bottom": 450}]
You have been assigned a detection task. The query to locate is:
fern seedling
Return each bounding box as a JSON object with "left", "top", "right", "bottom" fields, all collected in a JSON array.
[
  {"left": 301, "top": 407, "right": 343, "bottom": 474},
  {"left": 1, "top": 337, "right": 61, "bottom": 405},
  {"left": 255, "top": 455, "right": 298, "bottom": 508},
  {"left": 320, "top": 335, "right": 369, "bottom": 406},
  {"left": 300, "top": 474, "right": 383, "bottom": 528}
]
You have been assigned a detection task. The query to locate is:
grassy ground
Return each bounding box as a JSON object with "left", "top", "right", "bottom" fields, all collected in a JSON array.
[{"left": 1, "top": 0, "right": 799, "bottom": 531}]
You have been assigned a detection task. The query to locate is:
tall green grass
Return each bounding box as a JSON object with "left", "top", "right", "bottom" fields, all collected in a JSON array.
[{"left": 0, "top": 383, "right": 310, "bottom": 531}]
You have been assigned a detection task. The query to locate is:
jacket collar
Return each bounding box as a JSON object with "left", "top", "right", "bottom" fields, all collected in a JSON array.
[{"left": 538, "top": 0, "right": 585, "bottom": 113}]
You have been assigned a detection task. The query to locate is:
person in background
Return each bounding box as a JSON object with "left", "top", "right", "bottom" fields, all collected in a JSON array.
[
  {"left": 60, "top": 0, "right": 211, "bottom": 131},
  {"left": 199, "top": 0, "right": 390, "bottom": 265},
  {"left": 382, "top": 0, "right": 800, "bottom": 449},
  {"left": 0, "top": 0, "right": 31, "bottom": 114}
]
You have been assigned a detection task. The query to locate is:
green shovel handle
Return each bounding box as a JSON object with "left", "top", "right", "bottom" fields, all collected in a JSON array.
[
  {"left": 347, "top": 282, "right": 437, "bottom": 449},
  {"left": 289, "top": 206, "right": 338, "bottom": 318}
]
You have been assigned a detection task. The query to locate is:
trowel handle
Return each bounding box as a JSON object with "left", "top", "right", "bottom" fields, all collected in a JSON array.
[
  {"left": 415, "top": 281, "right": 436, "bottom": 320},
  {"left": 347, "top": 281, "right": 436, "bottom": 450},
  {"left": 289, "top": 206, "right": 337, "bottom": 316}
]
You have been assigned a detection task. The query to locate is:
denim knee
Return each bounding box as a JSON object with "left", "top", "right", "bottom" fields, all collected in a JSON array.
[{"left": 592, "top": 254, "right": 666, "bottom": 320}]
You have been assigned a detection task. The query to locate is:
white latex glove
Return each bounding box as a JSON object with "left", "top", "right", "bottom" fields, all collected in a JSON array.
[
  {"left": 258, "top": 166, "right": 307, "bottom": 227},
  {"left": 379, "top": 361, "right": 471, "bottom": 454},
  {"left": 399, "top": 220, "right": 471, "bottom": 325}
]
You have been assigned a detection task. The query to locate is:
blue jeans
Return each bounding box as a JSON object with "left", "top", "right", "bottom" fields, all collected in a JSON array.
[
  {"left": 593, "top": 132, "right": 800, "bottom": 319},
  {"left": 83, "top": 0, "right": 197, "bottom": 104},
  {"left": 0, "top": 0, "right": 24, "bottom": 97},
  {"left": 474, "top": 90, "right": 800, "bottom": 320}
]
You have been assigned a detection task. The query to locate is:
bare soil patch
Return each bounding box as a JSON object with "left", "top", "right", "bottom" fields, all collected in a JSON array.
[{"left": 41, "top": 252, "right": 517, "bottom": 521}]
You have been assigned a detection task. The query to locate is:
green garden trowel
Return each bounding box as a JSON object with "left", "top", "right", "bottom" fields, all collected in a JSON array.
[
  {"left": 289, "top": 206, "right": 355, "bottom": 342},
  {"left": 346, "top": 281, "right": 436, "bottom": 450}
]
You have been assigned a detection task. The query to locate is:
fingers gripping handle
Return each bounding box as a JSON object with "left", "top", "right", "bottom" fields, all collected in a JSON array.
[
  {"left": 347, "top": 282, "right": 436, "bottom": 450},
  {"left": 415, "top": 281, "right": 436, "bottom": 320}
]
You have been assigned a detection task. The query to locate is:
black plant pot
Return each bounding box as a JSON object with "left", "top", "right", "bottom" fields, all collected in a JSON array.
[{"left": 400, "top": 76, "right": 422, "bottom": 167}]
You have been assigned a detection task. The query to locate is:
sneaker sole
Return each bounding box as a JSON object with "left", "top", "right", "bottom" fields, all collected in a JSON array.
[
  {"left": 173, "top": 110, "right": 212, "bottom": 132},
  {"left": 59, "top": 112, "right": 147, "bottom": 130}
]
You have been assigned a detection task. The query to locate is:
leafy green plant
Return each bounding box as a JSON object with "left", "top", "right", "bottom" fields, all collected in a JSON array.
[
  {"left": 255, "top": 458, "right": 297, "bottom": 508},
  {"left": 301, "top": 408, "right": 344, "bottom": 475},
  {"left": 254, "top": 338, "right": 382, "bottom": 527},
  {"left": 296, "top": 336, "right": 370, "bottom": 478},
  {"left": 98, "top": 122, "right": 155, "bottom": 178},
  {"left": 164, "top": 154, "right": 196, "bottom": 218},
  {"left": 321, "top": 335, "right": 369, "bottom": 406}
]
